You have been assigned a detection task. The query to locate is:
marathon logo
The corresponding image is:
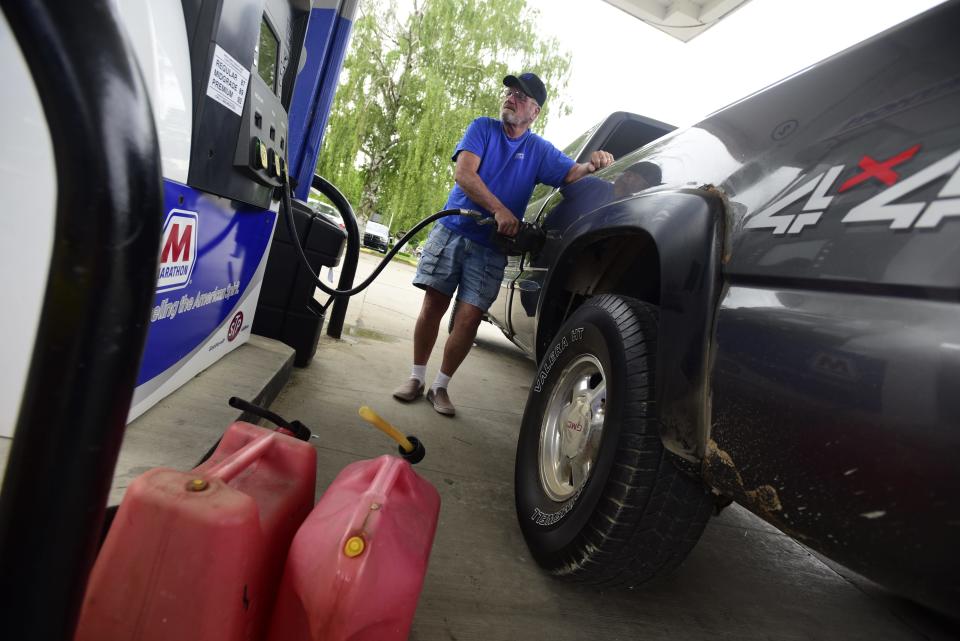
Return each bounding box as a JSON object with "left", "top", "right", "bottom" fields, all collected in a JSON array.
[{"left": 156, "top": 209, "right": 198, "bottom": 293}]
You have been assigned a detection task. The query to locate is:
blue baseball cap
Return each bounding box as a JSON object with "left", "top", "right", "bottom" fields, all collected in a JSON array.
[{"left": 503, "top": 72, "right": 547, "bottom": 107}]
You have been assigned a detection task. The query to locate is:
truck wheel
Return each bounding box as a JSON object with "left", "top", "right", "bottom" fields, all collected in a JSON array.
[{"left": 514, "top": 294, "right": 713, "bottom": 586}]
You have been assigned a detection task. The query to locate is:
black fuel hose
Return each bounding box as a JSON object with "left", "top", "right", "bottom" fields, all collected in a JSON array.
[{"left": 281, "top": 174, "right": 484, "bottom": 298}]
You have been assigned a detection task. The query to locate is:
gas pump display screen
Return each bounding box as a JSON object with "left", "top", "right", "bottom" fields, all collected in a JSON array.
[{"left": 256, "top": 17, "right": 279, "bottom": 94}]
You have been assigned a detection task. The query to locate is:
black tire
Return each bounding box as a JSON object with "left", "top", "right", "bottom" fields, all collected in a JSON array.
[{"left": 514, "top": 294, "right": 713, "bottom": 586}]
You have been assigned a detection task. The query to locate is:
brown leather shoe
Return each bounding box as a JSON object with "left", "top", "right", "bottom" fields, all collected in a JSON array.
[
  {"left": 392, "top": 378, "right": 424, "bottom": 402},
  {"left": 426, "top": 387, "right": 456, "bottom": 416}
]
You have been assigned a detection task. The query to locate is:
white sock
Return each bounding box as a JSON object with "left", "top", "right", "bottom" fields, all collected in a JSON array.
[
  {"left": 431, "top": 371, "right": 451, "bottom": 391},
  {"left": 411, "top": 364, "right": 427, "bottom": 383}
]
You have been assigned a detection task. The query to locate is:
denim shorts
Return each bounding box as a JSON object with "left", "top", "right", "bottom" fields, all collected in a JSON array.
[{"left": 413, "top": 224, "right": 508, "bottom": 311}]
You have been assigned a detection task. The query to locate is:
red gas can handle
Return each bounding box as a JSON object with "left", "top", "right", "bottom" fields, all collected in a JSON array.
[{"left": 201, "top": 430, "right": 279, "bottom": 482}]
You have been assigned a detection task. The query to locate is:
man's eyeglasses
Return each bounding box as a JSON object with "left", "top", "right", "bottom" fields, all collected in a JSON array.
[{"left": 503, "top": 87, "right": 532, "bottom": 103}]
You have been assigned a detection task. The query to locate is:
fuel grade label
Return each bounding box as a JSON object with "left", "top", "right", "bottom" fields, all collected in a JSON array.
[{"left": 206, "top": 44, "right": 250, "bottom": 116}]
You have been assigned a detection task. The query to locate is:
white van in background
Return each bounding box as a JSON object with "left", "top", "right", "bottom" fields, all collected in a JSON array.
[{"left": 363, "top": 219, "right": 390, "bottom": 253}]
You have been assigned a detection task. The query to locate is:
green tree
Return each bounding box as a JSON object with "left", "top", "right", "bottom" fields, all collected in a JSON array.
[{"left": 315, "top": 0, "right": 572, "bottom": 241}]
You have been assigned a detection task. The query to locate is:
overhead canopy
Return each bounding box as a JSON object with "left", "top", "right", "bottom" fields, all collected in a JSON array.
[{"left": 601, "top": 0, "right": 751, "bottom": 42}]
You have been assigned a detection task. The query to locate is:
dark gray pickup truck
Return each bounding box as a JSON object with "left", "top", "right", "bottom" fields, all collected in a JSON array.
[{"left": 486, "top": 1, "right": 960, "bottom": 615}]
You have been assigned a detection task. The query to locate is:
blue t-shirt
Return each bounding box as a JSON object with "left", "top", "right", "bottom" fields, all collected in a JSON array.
[{"left": 440, "top": 117, "right": 575, "bottom": 247}]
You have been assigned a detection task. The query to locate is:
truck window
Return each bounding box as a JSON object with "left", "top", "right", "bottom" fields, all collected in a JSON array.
[{"left": 601, "top": 119, "right": 672, "bottom": 158}]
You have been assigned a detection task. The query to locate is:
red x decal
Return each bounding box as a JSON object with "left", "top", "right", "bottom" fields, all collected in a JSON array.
[{"left": 839, "top": 144, "right": 921, "bottom": 193}]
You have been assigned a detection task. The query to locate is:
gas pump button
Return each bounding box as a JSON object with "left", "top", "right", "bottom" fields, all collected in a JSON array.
[
  {"left": 253, "top": 138, "right": 268, "bottom": 170},
  {"left": 268, "top": 148, "right": 281, "bottom": 178}
]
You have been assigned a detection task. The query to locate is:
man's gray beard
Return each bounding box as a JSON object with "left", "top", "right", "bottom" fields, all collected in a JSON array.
[{"left": 501, "top": 108, "right": 527, "bottom": 127}]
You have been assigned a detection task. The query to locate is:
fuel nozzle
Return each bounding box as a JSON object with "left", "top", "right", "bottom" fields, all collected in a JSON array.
[
  {"left": 477, "top": 217, "right": 546, "bottom": 255},
  {"left": 358, "top": 406, "right": 426, "bottom": 464}
]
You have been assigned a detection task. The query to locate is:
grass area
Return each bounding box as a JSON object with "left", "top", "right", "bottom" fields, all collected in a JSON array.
[{"left": 359, "top": 246, "right": 418, "bottom": 267}]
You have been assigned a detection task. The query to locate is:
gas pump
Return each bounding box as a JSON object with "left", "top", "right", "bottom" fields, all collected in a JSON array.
[{"left": 128, "top": 0, "right": 358, "bottom": 421}]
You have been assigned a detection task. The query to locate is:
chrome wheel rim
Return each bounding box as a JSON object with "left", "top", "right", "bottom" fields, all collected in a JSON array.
[{"left": 538, "top": 355, "right": 606, "bottom": 502}]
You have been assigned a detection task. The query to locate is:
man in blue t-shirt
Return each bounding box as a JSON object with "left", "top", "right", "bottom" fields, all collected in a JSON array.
[{"left": 393, "top": 72, "right": 614, "bottom": 416}]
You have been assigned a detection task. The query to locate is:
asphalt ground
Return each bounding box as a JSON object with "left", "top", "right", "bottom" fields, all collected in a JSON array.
[{"left": 257, "top": 251, "right": 958, "bottom": 641}]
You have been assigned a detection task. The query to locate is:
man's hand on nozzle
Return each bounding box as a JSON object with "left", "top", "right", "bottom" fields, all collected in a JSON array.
[
  {"left": 494, "top": 208, "right": 520, "bottom": 237},
  {"left": 587, "top": 150, "right": 615, "bottom": 173}
]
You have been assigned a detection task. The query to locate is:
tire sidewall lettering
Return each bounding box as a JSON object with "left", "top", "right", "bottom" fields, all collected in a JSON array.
[
  {"left": 530, "top": 485, "right": 584, "bottom": 525},
  {"left": 533, "top": 326, "right": 585, "bottom": 393}
]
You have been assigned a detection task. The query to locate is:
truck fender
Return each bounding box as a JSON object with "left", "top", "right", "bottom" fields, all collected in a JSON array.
[{"left": 535, "top": 188, "right": 727, "bottom": 462}]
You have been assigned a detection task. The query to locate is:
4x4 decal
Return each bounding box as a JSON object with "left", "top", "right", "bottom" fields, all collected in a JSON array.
[{"left": 745, "top": 147, "right": 960, "bottom": 235}]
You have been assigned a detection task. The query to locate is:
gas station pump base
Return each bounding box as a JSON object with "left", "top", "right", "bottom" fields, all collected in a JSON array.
[{"left": 253, "top": 200, "right": 346, "bottom": 366}]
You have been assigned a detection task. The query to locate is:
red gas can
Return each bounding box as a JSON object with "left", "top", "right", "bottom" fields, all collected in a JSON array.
[
  {"left": 266, "top": 455, "right": 441, "bottom": 641},
  {"left": 75, "top": 421, "right": 316, "bottom": 641}
]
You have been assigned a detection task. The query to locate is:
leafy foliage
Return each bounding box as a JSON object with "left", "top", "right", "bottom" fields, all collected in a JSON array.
[{"left": 315, "top": 0, "right": 572, "bottom": 243}]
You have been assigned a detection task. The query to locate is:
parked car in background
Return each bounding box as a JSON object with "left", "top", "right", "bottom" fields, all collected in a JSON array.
[
  {"left": 484, "top": 1, "right": 959, "bottom": 616},
  {"left": 310, "top": 199, "right": 345, "bottom": 231},
  {"left": 363, "top": 219, "right": 390, "bottom": 253}
]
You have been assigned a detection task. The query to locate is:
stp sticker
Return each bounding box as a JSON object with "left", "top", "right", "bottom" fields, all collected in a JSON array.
[
  {"left": 227, "top": 311, "right": 244, "bottom": 342},
  {"left": 157, "top": 209, "right": 198, "bottom": 293}
]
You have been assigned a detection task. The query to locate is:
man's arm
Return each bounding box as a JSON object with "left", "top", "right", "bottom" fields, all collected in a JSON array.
[
  {"left": 454, "top": 150, "right": 520, "bottom": 237},
  {"left": 563, "top": 150, "right": 615, "bottom": 184}
]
